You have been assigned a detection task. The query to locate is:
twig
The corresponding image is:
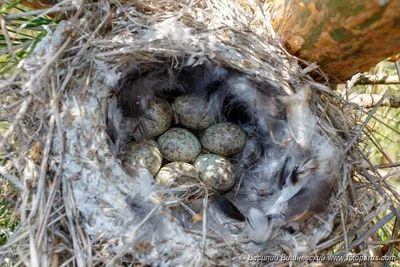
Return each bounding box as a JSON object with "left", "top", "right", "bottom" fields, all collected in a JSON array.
[
  {"left": 355, "top": 75, "right": 400, "bottom": 85},
  {"left": 62, "top": 177, "right": 85, "bottom": 267},
  {"left": 0, "top": 41, "right": 33, "bottom": 56},
  {"left": 132, "top": 202, "right": 163, "bottom": 235},
  {"left": 59, "top": 4, "right": 111, "bottom": 94},
  {"left": 365, "top": 123, "right": 398, "bottom": 145},
  {"left": 0, "top": 226, "right": 29, "bottom": 252},
  {"left": 104, "top": 202, "right": 163, "bottom": 266},
  {"left": 334, "top": 206, "right": 400, "bottom": 256},
  {"left": 28, "top": 114, "right": 54, "bottom": 221},
  {"left": 342, "top": 94, "right": 385, "bottom": 156},
  {"left": 375, "top": 112, "right": 400, "bottom": 123},
  {"left": 364, "top": 239, "right": 400, "bottom": 246},
  {"left": 340, "top": 205, "right": 349, "bottom": 251},
  {"left": 346, "top": 73, "right": 361, "bottom": 90},
  {"left": 214, "top": 238, "right": 251, "bottom": 248},
  {"left": 363, "top": 129, "right": 396, "bottom": 167},
  {"left": 5, "top": 6, "right": 78, "bottom": 20},
  {"left": 36, "top": 74, "right": 66, "bottom": 249},
  {"left": 356, "top": 151, "right": 400, "bottom": 207},
  {"left": 395, "top": 59, "right": 400, "bottom": 82},
  {"left": 0, "top": 96, "right": 32, "bottom": 152},
  {"left": 52, "top": 4, "right": 88, "bottom": 266},
  {"left": 26, "top": 33, "right": 74, "bottom": 90},
  {"left": 29, "top": 223, "right": 39, "bottom": 267},
  {"left": 349, "top": 94, "right": 400, "bottom": 108},
  {"left": 314, "top": 196, "right": 389, "bottom": 253},
  {"left": 0, "top": 166, "right": 24, "bottom": 189},
  {"left": 0, "top": 14, "right": 15, "bottom": 57},
  {"left": 382, "top": 83, "right": 400, "bottom": 263},
  {"left": 0, "top": 2, "right": 80, "bottom": 152},
  {"left": 368, "top": 112, "right": 400, "bottom": 136},
  {"left": 375, "top": 162, "right": 400, "bottom": 169},
  {"left": 384, "top": 217, "right": 399, "bottom": 267},
  {"left": 202, "top": 194, "right": 208, "bottom": 252},
  {"left": 345, "top": 162, "right": 363, "bottom": 225},
  {"left": 357, "top": 148, "right": 400, "bottom": 204}
]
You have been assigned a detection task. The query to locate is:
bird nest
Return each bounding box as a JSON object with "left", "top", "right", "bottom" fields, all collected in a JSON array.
[{"left": 1, "top": 1, "right": 398, "bottom": 266}]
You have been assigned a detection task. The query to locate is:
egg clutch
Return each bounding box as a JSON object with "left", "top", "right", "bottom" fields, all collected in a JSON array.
[{"left": 123, "top": 95, "right": 247, "bottom": 192}]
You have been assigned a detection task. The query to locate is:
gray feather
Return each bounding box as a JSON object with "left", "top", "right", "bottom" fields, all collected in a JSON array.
[{"left": 106, "top": 97, "right": 128, "bottom": 152}]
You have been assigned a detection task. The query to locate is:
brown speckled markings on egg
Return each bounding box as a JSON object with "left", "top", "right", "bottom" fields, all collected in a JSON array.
[
  {"left": 124, "top": 139, "right": 162, "bottom": 176},
  {"left": 133, "top": 98, "right": 173, "bottom": 140},
  {"left": 194, "top": 154, "right": 235, "bottom": 192},
  {"left": 157, "top": 128, "right": 201, "bottom": 162},
  {"left": 173, "top": 96, "right": 214, "bottom": 130},
  {"left": 200, "top": 122, "right": 246, "bottom": 157},
  {"left": 156, "top": 162, "right": 200, "bottom": 186}
]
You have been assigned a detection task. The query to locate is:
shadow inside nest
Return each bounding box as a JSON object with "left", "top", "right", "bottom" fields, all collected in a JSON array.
[{"left": 106, "top": 60, "right": 341, "bottom": 244}]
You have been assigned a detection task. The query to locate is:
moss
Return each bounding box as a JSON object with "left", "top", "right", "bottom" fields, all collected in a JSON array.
[
  {"left": 354, "top": 5, "right": 365, "bottom": 14},
  {"left": 357, "top": 9, "right": 385, "bottom": 29},
  {"left": 330, "top": 28, "right": 354, "bottom": 43},
  {"left": 297, "top": 7, "right": 311, "bottom": 27},
  {"left": 327, "top": 0, "right": 343, "bottom": 10},
  {"left": 326, "top": 0, "right": 363, "bottom": 17},
  {"left": 304, "top": 22, "right": 324, "bottom": 49},
  {"left": 342, "top": 44, "right": 354, "bottom": 52},
  {"left": 317, "top": 55, "right": 339, "bottom": 68},
  {"left": 395, "top": 18, "right": 400, "bottom": 27}
]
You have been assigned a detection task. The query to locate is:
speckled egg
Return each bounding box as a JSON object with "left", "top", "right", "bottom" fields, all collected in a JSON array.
[
  {"left": 157, "top": 128, "right": 201, "bottom": 162},
  {"left": 156, "top": 162, "right": 200, "bottom": 186},
  {"left": 124, "top": 139, "right": 162, "bottom": 176},
  {"left": 173, "top": 96, "right": 214, "bottom": 130},
  {"left": 133, "top": 98, "right": 173, "bottom": 139},
  {"left": 193, "top": 154, "right": 235, "bottom": 191},
  {"left": 200, "top": 122, "right": 246, "bottom": 157}
]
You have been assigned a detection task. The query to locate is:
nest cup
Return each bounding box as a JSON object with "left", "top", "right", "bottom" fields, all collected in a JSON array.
[
  {"left": 96, "top": 22, "right": 344, "bottom": 264},
  {"left": 4, "top": 1, "right": 389, "bottom": 266}
]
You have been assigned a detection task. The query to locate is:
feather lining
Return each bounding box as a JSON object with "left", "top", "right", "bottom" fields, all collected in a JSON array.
[{"left": 109, "top": 62, "right": 341, "bottom": 244}]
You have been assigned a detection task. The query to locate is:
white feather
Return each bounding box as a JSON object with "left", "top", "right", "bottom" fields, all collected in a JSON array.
[
  {"left": 285, "top": 86, "right": 316, "bottom": 148},
  {"left": 245, "top": 208, "right": 275, "bottom": 243}
]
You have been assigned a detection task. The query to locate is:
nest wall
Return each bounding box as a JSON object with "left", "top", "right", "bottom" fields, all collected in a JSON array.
[{"left": 1, "top": 0, "right": 395, "bottom": 266}]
